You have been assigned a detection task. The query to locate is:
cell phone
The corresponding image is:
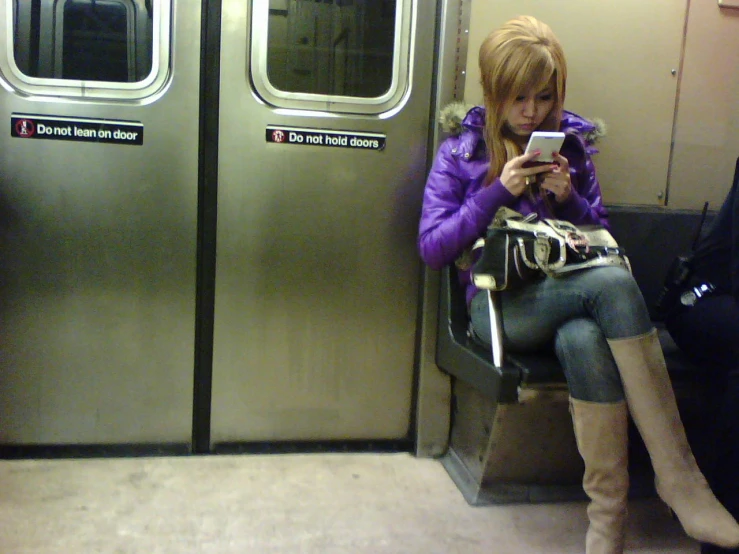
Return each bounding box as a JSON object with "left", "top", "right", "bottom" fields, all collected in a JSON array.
[{"left": 523, "top": 131, "right": 565, "bottom": 165}]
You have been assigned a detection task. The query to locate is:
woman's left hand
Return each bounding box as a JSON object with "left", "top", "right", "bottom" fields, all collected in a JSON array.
[{"left": 540, "top": 152, "right": 572, "bottom": 203}]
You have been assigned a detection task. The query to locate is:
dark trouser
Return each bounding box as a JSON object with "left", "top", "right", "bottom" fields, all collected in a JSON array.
[{"left": 666, "top": 295, "right": 739, "bottom": 553}]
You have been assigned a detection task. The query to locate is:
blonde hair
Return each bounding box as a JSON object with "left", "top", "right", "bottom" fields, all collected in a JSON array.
[{"left": 479, "top": 16, "right": 567, "bottom": 185}]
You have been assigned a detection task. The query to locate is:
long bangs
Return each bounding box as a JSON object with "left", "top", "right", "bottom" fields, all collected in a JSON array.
[{"left": 504, "top": 46, "right": 556, "bottom": 102}]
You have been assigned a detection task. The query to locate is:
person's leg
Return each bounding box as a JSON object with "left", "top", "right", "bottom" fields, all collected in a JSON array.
[
  {"left": 501, "top": 266, "right": 653, "bottom": 348},
  {"left": 667, "top": 296, "right": 739, "bottom": 553},
  {"left": 666, "top": 295, "right": 739, "bottom": 370},
  {"left": 703, "top": 370, "right": 739, "bottom": 554},
  {"left": 469, "top": 265, "right": 651, "bottom": 351},
  {"left": 570, "top": 397, "right": 628, "bottom": 554},
  {"left": 667, "top": 295, "right": 739, "bottom": 480},
  {"left": 608, "top": 331, "right": 739, "bottom": 548},
  {"left": 556, "top": 319, "right": 628, "bottom": 554},
  {"left": 469, "top": 267, "right": 739, "bottom": 547},
  {"left": 554, "top": 318, "right": 624, "bottom": 403},
  {"left": 716, "top": 369, "right": 739, "bottom": 530}
]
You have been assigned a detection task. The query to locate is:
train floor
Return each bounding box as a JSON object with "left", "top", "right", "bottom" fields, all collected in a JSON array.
[{"left": 1, "top": 452, "right": 697, "bottom": 553}]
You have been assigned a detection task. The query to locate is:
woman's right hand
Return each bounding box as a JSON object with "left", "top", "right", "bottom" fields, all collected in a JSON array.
[{"left": 500, "top": 150, "right": 557, "bottom": 196}]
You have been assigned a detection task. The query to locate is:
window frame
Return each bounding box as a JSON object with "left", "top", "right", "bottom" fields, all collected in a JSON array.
[
  {"left": 0, "top": 0, "right": 170, "bottom": 101},
  {"left": 250, "top": 0, "right": 415, "bottom": 115}
]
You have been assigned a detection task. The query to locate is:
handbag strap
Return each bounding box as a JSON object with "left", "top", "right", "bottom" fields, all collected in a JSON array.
[{"left": 503, "top": 218, "right": 567, "bottom": 273}]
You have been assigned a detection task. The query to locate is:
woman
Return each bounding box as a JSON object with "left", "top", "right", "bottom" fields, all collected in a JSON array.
[
  {"left": 664, "top": 158, "right": 739, "bottom": 554},
  {"left": 417, "top": 15, "right": 739, "bottom": 553}
]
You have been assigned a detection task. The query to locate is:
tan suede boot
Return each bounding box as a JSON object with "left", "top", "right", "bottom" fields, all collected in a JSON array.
[
  {"left": 570, "top": 397, "right": 629, "bottom": 554},
  {"left": 608, "top": 329, "right": 739, "bottom": 549}
]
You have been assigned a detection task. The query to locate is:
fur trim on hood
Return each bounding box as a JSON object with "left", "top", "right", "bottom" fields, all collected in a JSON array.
[
  {"left": 582, "top": 117, "right": 607, "bottom": 145},
  {"left": 439, "top": 102, "right": 475, "bottom": 135},
  {"left": 438, "top": 102, "right": 607, "bottom": 146}
]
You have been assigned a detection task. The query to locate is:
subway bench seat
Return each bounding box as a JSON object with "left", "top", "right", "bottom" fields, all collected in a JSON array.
[{"left": 436, "top": 206, "right": 714, "bottom": 505}]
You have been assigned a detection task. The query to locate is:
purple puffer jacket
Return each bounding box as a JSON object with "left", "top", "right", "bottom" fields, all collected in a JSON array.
[{"left": 418, "top": 106, "right": 609, "bottom": 307}]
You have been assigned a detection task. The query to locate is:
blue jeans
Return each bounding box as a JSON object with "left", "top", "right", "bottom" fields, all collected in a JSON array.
[{"left": 470, "top": 266, "right": 653, "bottom": 402}]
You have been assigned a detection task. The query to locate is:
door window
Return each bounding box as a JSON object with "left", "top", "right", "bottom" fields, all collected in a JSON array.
[
  {"left": 253, "top": 0, "right": 411, "bottom": 114},
  {"left": 4, "top": 0, "right": 169, "bottom": 99}
]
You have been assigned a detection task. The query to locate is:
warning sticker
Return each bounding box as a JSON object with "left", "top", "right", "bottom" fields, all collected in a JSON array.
[
  {"left": 11, "top": 114, "right": 144, "bottom": 146},
  {"left": 266, "top": 126, "right": 385, "bottom": 151}
]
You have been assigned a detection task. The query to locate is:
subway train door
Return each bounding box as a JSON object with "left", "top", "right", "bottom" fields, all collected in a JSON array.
[
  {"left": 210, "top": 0, "right": 437, "bottom": 445},
  {"left": 0, "top": 0, "right": 200, "bottom": 446}
]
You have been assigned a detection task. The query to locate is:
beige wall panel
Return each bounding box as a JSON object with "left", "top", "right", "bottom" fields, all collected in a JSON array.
[
  {"left": 463, "top": 0, "right": 686, "bottom": 206},
  {"left": 669, "top": 4, "right": 739, "bottom": 209}
]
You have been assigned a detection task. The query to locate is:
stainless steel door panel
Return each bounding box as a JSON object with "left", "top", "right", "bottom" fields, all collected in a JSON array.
[
  {"left": 0, "top": 3, "right": 201, "bottom": 444},
  {"left": 211, "top": 0, "right": 437, "bottom": 442}
]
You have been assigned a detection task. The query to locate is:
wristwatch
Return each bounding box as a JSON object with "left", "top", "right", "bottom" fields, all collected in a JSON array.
[
  {"left": 679, "top": 282, "right": 715, "bottom": 307},
  {"left": 680, "top": 290, "right": 698, "bottom": 307}
]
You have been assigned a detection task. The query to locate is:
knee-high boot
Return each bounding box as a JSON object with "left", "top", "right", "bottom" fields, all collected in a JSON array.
[
  {"left": 607, "top": 329, "right": 739, "bottom": 548},
  {"left": 570, "top": 398, "right": 629, "bottom": 554}
]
